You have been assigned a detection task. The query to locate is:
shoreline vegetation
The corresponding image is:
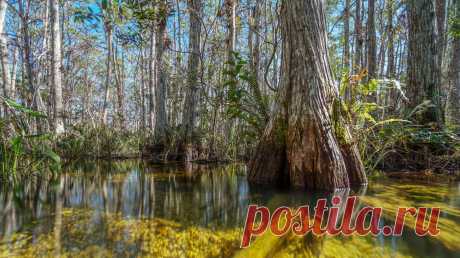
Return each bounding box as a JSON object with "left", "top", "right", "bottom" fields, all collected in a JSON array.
[{"left": 0, "top": 0, "right": 459, "bottom": 189}]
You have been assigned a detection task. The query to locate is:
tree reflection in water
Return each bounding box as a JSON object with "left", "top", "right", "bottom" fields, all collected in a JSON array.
[{"left": 0, "top": 162, "right": 459, "bottom": 258}]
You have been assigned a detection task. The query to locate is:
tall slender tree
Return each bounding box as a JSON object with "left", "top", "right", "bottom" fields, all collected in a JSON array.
[
  {"left": 182, "top": 0, "right": 202, "bottom": 161},
  {"left": 386, "top": 0, "right": 395, "bottom": 78},
  {"left": 101, "top": 1, "right": 113, "bottom": 125},
  {"left": 0, "top": 0, "right": 10, "bottom": 117},
  {"left": 50, "top": 0, "right": 65, "bottom": 133},
  {"left": 367, "top": 0, "right": 377, "bottom": 80},
  {"left": 354, "top": 0, "right": 363, "bottom": 73},
  {"left": 447, "top": 0, "right": 460, "bottom": 130},
  {"left": 343, "top": 0, "right": 351, "bottom": 71}
]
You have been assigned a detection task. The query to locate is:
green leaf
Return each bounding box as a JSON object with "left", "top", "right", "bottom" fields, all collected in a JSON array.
[
  {"left": 3, "top": 98, "right": 47, "bottom": 118},
  {"left": 102, "top": 0, "right": 108, "bottom": 10}
]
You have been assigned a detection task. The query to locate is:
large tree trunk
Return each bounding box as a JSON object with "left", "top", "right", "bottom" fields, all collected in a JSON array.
[
  {"left": 249, "top": 0, "right": 367, "bottom": 190},
  {"left": 50, "top": 0, "right": 65, "bottom": 134},
  {"left": 182, "top": 0, "right": 202, "bottom": 161},
  {"left": 446, "top": 0, "right": 460, "bottom": 131},
  {"left": 407, "top": 0, "right": 442, "bottom": 125},
  {"left": 367, "top": 0, "right": 377, "bottom": 80}
]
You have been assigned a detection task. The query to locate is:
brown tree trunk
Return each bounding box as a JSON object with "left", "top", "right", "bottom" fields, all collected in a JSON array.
[
  {"left": 354, "top": 0, "right": 363, "bottom": 73},
  {"left": 446, "top": 0, "right": 460, "bottom": 130},
  {"left": 343, "top": 0, "right": 351, "bottom": 72},
  {"left": 249, "top": 0, "right": 367, "bottom": 190},
  {"left": 367, "top": 0, "right": 377, "bottom": 80},
  {"left": 248, "top": 1, "right": 269, "bottom": 124},
  {"left": 182, "top": 0, "right": 202, "bottom": 161},
  {"left": 407, "top": 0, "right": 442, "bottom": 125},
  {"left": 386, "top": 0, "right": 395, "bottom": 78},
  {"left": 436, "top": 0, "right": 446, "bottom": 70},
  {"left": 153, "top": 15, "right": 169, "bottom": 142}
]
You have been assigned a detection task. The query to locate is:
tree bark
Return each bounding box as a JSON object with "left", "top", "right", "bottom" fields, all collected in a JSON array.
[
  {"left": 386, "top": 0, "right": 395, "bottom": 78},
  {"left": 182, "top": 0, "right": 202, "bottom": 161},
  {"left": 436, "top": 0, "right": 446, "bottom": 70},
  {"left": 249, "top": 0, "right": 367, "bottom": 190},
  {"left": 113, "top": 43, "right": 125, "bottom": 129},
  {"left": 446, "top": 0, "right": 460, "bottom": 131},
  {"left": 102, "top": 18, "right": 112, "bottom": 125},
  {"left": 10, "top": 47, "right": 18, "bottom": 99},
  {"left": 407, "top": 0, "right": 442, "bottom": 125},
  {"left": 140, "top": 49, "right": 146, "bottom": 131},
  {"left": 367, "top": 0, "right": 377, "bottom": 80},
  {"left": 50, "top": 0, "right": 65, "bottom": 134},
  {"left": 153, "top": 6, "right": 169, "bottom": 142},
  {"left": 0, "top": 0, "right": 10, "bottom": 116},
  {"left": 343, "top": 0, "right": 351, "bottom": 72},
  {"left": 354, "top": 0, "right": 363, "bottom": 73},
  {"left": 148, "top": 29, "right": 156, "bottom": 132}
]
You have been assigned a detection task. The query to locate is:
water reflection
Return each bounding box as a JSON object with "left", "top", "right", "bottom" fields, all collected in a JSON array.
[{"left": 0, "top": 161, "right": 459, "bottom": 258}]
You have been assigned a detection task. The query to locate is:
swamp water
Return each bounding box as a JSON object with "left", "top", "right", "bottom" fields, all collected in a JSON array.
[{"left": 0, "top": 161, "right": 459, "bottom": 257}]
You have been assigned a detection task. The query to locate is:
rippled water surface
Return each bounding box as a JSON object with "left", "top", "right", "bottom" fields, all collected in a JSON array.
[{"left": 0, "top": 161, "right": 459, "bottom": 257}]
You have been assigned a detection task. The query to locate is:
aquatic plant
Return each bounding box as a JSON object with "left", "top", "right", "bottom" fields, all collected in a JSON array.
[{"left": 0, "top": 98, "right": 61, "bottom": 185}]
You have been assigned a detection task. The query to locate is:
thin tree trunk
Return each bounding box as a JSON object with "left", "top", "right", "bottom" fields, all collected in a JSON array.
[
  {"left": 19, "top": 0, "right": 44, "bottom": 132},
  {"left": 248, "top": 0, "right": 269, "bottom": 124},
  {"left": 175, "top": 0, "right": 182, "bottom": 68},
  {"left": 50, "top": 0, "right": 65, "bottom": 134},
  {"left": 407, "top": 0, "right": 442, "bottom": 125},
  {"left": 114, "top": 43, "right": 125, "bottom": 129},
  {"left": 386, "top": 0, "right": 395, "bottom": 78},
  {"left": 354, "top": 0, "right": 363, "bottom": 73},
  {"left": 343, "top": 0, "right": 351, "bottom": 72},
  {"left": 367, "top": 0, "right": 377, "bottom": 80},
  {"left": 182, "top": 0, "right": 202, "bottom": 161},
  {"left": 436, "top": 0, "right": 446, "bottom": 71},
  {"left": 102, "top": 20, "right": 112, "bottom": 125},
  {"left": 148, "top": 29, "right": 155, "bottom": 132},
  {"left": 10, "top": 47, "right": 18, "bottom": 99},
  {"left": 140, "top": 49, "right": 146, "bottom": 131},
  {"left": 0, "top": 0, "right": 10, "bottom": 116},
  {"left": 224, "top": 0, "right": 237, "bottom": 68},
  {"left": 446, "top": 0, "right": 460, "bottom": 130},
  {"left": 249, "top": 0, "right": 367, "bottom": 190}
]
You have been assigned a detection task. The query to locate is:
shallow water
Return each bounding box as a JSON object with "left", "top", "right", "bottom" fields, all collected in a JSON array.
[{"left": 0, "top": 161, "right": 459, "bottom": 257}]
